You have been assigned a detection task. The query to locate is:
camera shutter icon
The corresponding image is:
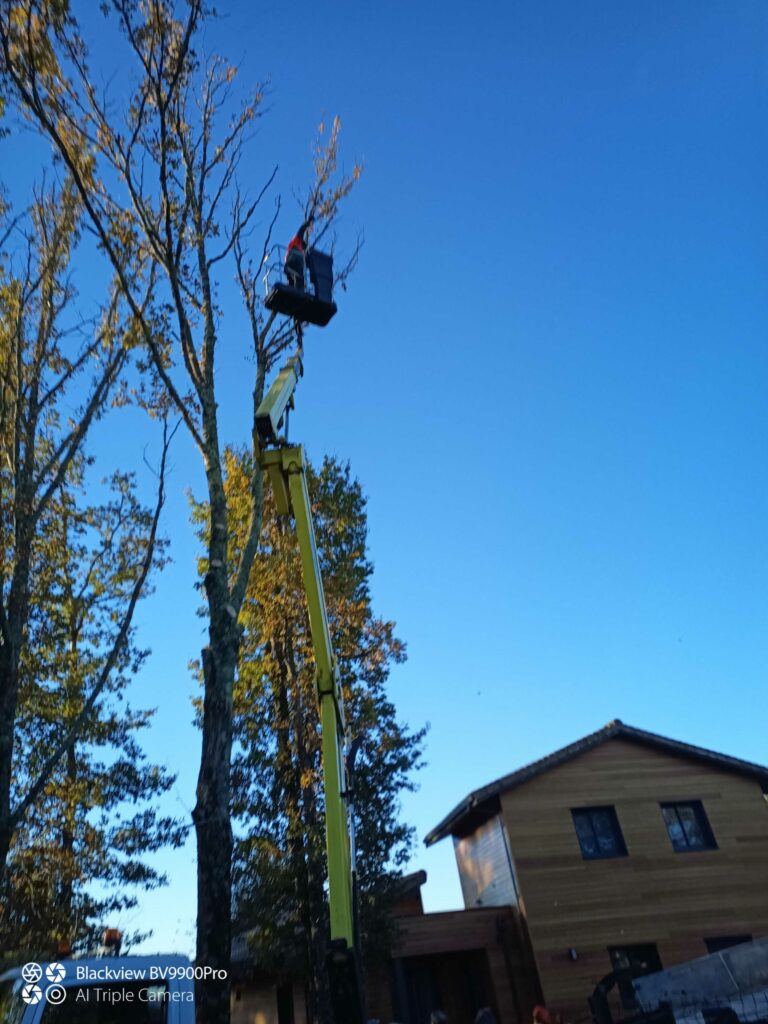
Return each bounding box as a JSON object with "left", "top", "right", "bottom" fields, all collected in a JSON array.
[
  {"left": 46, "top": 963, "right": 66, "bottom": 984},
  {"left": 21, "top": 963, "right": 42, "bottom": 984},
  {"left": 21, "top": 984, "right": 42, "bottom": 1005}
]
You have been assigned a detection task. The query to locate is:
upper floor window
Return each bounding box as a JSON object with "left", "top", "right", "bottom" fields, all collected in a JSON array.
[
  {"left": 660, "top": 800, "right": 717, "bottom": 852},
  {"left": 572, "top": 806, "right": 627, "bottom": 859}
]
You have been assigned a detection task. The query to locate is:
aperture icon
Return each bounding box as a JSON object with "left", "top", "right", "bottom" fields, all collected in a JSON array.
[
  {"left": 46, "top": 963, "right": 66, "bottom": 984},
  {"left": 21, "top": 963, "right": 42, "bottom": 984},
  {"left": 19, "top": 963, "right": 67, "bottom": 1004},
  {"left": 21, "top": 984, "right": 42, "bottom": 1005}
]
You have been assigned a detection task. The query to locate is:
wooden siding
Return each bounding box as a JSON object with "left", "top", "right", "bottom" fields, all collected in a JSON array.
[
  {"left": 455, "top": 815, "right": 519, "bottom": 909},
  {"left": 364, "top": 907, "right": 539, "bottom": 1024},
  {"left": 394, "top": 889, "right": 425, "bottom": 917},
  {"left": 497, "top": 738, "right": 768, "bottom": 1018}
]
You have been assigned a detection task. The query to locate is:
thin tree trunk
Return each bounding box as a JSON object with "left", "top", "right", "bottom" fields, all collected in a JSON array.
[
  {"left": 0, "top": 503, "right": 33, "bottom": 886},
  {"left": 60, "top": 600, "right": 79, "bottom": 922},
  {"left": 193, "top": 618, "right": 238, "bottom": 1024},
  {"left": 273, "top": 642, "right": 311, "bottom": 1015},
  {"left": 273, "top": 632, "right": 328, "bottom": 1024},
  {"left": 193, "top": 407, "right": 238, "bottom": 1023},
  {"left": 60, "top": 740, "right": 77, "bottom": 923},
  {"left": 284, "top": 630, "right": 332, "bottom": 1024},
  {"left": 0, "top": 619, "right": 23, "bottom": 887}
]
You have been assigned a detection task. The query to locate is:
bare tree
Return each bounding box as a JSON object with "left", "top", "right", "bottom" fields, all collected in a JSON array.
[
  {"left": 0, "top": 4, "right": 361, "bottom": 1020},
  {"left": 0, "top": 179, "right": 166, "bottom": 888}
]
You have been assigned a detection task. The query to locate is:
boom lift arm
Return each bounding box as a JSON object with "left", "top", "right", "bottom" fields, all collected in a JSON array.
[{"left": 256, "top": 350, "right": 364, "bottom": 1024}]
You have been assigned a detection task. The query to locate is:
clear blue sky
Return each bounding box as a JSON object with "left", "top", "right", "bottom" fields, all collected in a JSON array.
[{"left": 7, "top": 1, "right": 768, "bottom": 953}]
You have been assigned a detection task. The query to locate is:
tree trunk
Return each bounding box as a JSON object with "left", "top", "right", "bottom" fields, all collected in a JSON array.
[
  {"left": 273, "top": 633, "right": 332, "bottom": 1024},
  {"left": 0, "top": 508, "right": 37, "bottom": 885},
  {"left": 192, "top": 403, "right": 240, "bottom": 1024},
  {"left": 0, "top": 818, "right": 12, "bottom": 890},
  {"left": 283, "top": 630, "right": 332, "bottom": 1024},
  {"left": 193, "top": 606, "right": 239, "bottom": 1024},
  {"left": 60, "top": 740, "right": 77, "bottom": 926},
  {"left": 0, "top": 634, "right": 21, "bottom": 887}
]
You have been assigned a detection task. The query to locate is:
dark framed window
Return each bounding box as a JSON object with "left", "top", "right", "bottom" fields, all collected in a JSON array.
[
  {"left": 660, "top": 801, "right": 717, "bottom": 852},
  {"left": 705, "top": 935, "right": 752, "bottom": 954},
  {"left": 571, "top": 806, "right": 627, "bottom": 859},
  {"left": 609, "top": 944, "right": 663, "bottom": 1011}
]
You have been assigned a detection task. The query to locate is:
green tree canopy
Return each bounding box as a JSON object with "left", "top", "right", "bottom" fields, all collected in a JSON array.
[
  {"left": 0, "top": 174, "right": 168, "bottom": 897},
  {"left": 0, "top": 468, "right": 182, "bottom": 965}
]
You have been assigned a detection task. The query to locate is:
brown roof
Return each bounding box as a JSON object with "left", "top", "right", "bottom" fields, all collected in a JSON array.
[{"left": 424, "top": 719, "right": 768, "bottom": 846}]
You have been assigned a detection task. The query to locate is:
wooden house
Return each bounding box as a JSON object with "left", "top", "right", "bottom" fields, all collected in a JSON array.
[
  {"left": 232, "top": 870, "right": 535, "bottom": 1024},
  {"left": 425, "top": 720, "right": 768, "bottom": 1020},
  {"left": 365, "top": 870, "right": 538, "bottom": 1024}
]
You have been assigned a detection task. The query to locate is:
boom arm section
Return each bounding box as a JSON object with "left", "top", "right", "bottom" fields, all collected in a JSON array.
[
  {"left": 256, "top": 342, "right": 364, "bottom": 1023},
  {"left": 255, "top": 352, "right": 303, "bottom": 446},
  {"left": 258, "top": 445, "right": 355, "bottom": 948},
  {"left": 258, "top": 428, "right": 363, "bottom": 1024}
]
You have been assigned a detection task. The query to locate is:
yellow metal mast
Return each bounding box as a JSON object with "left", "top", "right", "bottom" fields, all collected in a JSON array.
[{"left": 256, "top": 349, "right": 362, "bottom": 1023}]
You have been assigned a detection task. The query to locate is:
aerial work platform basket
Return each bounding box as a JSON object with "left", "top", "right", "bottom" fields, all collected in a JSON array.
[{"left": 263, "top": 245, "right": 338, "bottom": 327}]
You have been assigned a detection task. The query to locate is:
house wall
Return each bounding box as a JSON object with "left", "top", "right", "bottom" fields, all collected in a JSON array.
[
  {"left": 230, "top": 983, "right": 279, "bottom": 1024},
  {"left": 454, "top": 815, "right": 519, "bottom": 909},
  {"left": 366, "top": 907, "right": 539, "bottom": 1024},
  {"left": 395, "top": 889, "right": 425, "bottom": 917},
  {"left": 230, "top": 973, "right": 302, "bottom": 1024},
  {"left": 496, "top": 738, "right": 768, "bottom": 1018}
]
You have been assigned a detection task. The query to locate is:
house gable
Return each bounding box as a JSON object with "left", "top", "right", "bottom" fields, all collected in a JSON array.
[
  {"left": 425, "top": 720, "right": 768, "bottom": 847},
  {"left": 498, "top": 736, "right": 768, "bottom": 1014}
]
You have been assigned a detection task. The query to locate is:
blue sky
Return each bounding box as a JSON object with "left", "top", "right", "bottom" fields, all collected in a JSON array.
[{"left": 6, "top": 1, "right": 768, "bottom": 954}]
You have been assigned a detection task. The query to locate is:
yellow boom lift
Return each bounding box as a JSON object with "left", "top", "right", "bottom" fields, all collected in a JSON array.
[{"left": 255, "top": 243, "right": 364, "bottom": 1024}]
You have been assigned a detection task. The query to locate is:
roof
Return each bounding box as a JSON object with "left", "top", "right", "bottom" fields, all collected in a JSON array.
[
  {"left": 392, "top": 869, "right": 427, "bottom": 896},
  {"left": 425, "top": 719, "right": 768, "bottom": 846},
  {"left": 230, "top": 871, "right": 429, "bottom": 967}
]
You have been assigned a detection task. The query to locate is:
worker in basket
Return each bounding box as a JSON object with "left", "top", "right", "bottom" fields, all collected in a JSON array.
[{"left": 285, "top": 219, "right": 311, "bottom": 290}]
